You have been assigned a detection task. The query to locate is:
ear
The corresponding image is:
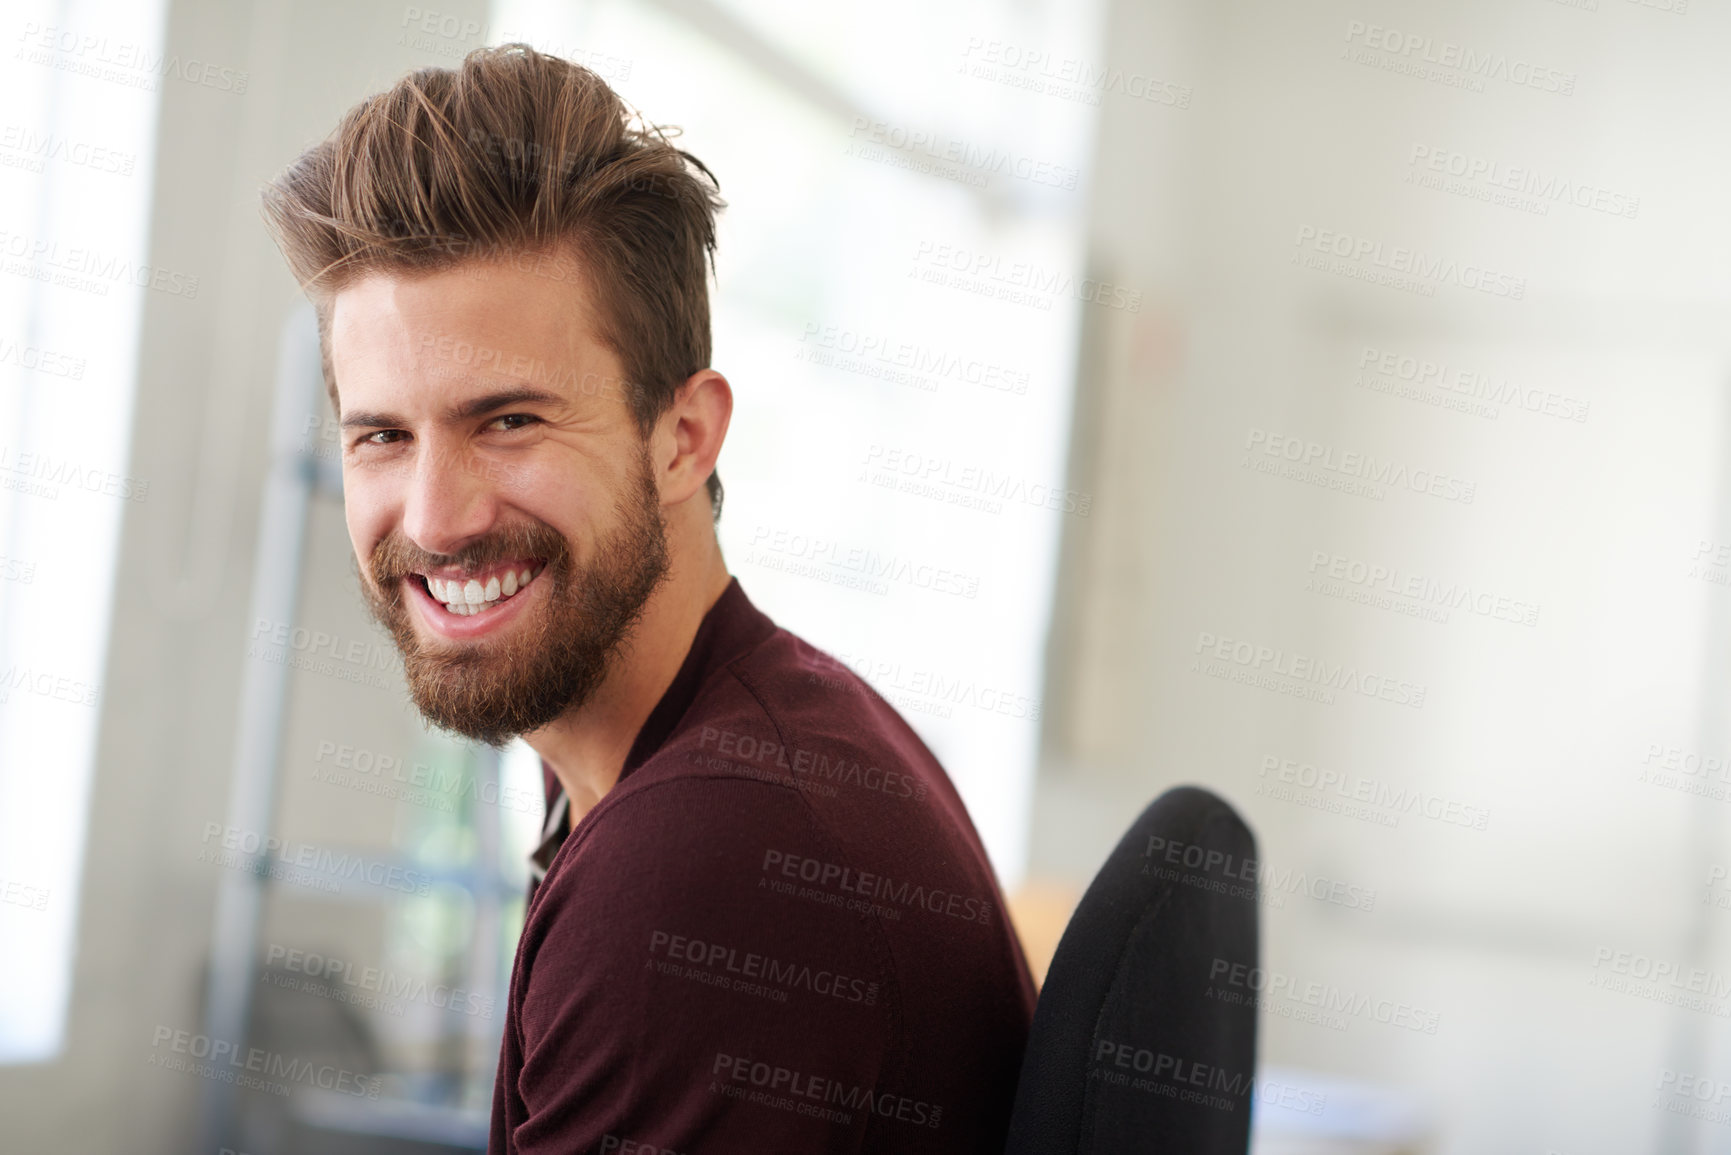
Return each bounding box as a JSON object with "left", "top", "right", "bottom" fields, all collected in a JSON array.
[{"left": 654, "top": 369, "right": 732, "bottom": 507}]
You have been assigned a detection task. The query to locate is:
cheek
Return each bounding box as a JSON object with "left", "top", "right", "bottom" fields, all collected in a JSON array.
[
  {"left": 496, "top": 457, "right": 574, "bottom": 520},
  {"left": 495, "top": 442, "right": 577, "bottom": 496},
  {"left": 342, "top": 473, "right": 394, "bottom": 564},
  {"left": 495, "top": 435, "right": 628, "bottom": 536}
]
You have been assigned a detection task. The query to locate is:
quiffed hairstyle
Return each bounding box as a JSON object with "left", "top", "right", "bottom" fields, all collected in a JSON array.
[{"left": 261, "top": 44, "right": 727, "bottom": 519}]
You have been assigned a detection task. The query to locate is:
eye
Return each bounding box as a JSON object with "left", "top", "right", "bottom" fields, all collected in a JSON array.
[
  {"left": 354, "top": 429, "right": 408, "bottom": 448},
  {"left": 489, "top": 413, "right": 539, "bottom": 432}
]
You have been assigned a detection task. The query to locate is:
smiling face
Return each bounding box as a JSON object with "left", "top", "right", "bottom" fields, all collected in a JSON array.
[{"left": 330, "top": 251, "right": 672, "bottom": 747}]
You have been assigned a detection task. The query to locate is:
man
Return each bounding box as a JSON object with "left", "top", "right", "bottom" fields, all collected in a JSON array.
[{"left": 262, "top": 44, "right": 1036, "bottom": 1153}]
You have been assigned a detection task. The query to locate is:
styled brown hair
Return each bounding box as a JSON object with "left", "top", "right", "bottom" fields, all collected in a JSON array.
[{"left": 261, "top": 43, "right": 726, "bottom": 519}]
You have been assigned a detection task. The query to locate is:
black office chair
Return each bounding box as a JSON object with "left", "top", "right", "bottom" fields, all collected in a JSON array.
[{"left": 1005, "top": 786, "right": 1260, "bottom": 1154}]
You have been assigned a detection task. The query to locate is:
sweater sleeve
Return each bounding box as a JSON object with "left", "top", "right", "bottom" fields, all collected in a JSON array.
[{"left": 499, "top": 774, "right": 911, "bottom": 1155}]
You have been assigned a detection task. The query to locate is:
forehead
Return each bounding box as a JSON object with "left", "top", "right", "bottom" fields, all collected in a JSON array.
[{"left": 327, "top": 253, "right": 617, "bottom": 412}]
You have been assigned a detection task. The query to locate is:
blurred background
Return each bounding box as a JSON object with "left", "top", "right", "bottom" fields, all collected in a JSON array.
[{"left": 0, "top": 0, "right": 1722, "bottom": 1150}]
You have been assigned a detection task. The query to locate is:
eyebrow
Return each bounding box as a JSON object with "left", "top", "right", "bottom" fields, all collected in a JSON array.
[{"left": 340, "top": 386, "right": 569, "bottom": 429}]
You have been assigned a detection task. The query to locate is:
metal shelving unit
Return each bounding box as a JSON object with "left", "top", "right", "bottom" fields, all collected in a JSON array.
[{"left": 195, "top": 305, "right": 514, "bottom": 1154}]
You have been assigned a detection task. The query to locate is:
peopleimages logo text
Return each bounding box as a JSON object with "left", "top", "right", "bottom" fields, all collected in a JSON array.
[
  {"left": 1407, "top": 146, "right": 1638, "bottom": 220},
  {"left": 17, "top": 22, "right": 251, "bottom": 93},
  {"left": 264, "top": 944, "right": 494, "bottom": 1018},
  {"left": 1194, "top": 630, "right": 1427, "bottom": 709},
  {"left": 1208, "top": 959, "right": 1441, "bottom": 1034},
  {"left": 149, "top": 1027, "right": 378, "bottom": 1098},
  {"left": 1294, "top": 226, "right": 1525, "bottom": 299},
  {"left": 912, "top": 240, "right": 1143, "bottom": 312},
  {"left": 1144, "top": 835, "right": 1379, "bottom": 911},
  {"left": 1306, "top": 551, "right": 1540, "bottom": 627},
  {"left": 200, "top": 823, "right": 431, "bottom": 896},
  {"left": 711, "top": 1052, "right": 943, "bottom": 1129},
  {"left": 1356, "top": 346, "right": 1590, "bottom": 422},
  {"left": 760, "top": 850, "right": 993, "bottom": 925},
  {"left": 1244, "top": 428, "right": 1477, "bottom": 504},
  {"left": 1342, "top": 20, "right": 1576, "bottom": 95}
]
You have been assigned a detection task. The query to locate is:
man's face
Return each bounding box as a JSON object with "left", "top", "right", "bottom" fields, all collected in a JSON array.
[{"left": 328, "top": 253, "right": 670, "bottom": 747}]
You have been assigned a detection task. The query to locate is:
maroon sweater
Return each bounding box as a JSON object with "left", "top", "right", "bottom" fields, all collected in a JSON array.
[{"left": 489, "top": 576, "right": 1036, "bottom": 1154}]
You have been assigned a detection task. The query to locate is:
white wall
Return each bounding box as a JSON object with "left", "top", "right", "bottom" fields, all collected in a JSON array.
[{"left": 1034, "top": 1, "right": 1731, "bottom": 1151}]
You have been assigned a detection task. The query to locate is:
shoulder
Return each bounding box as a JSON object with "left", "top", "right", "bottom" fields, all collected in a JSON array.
[
  {"left": 725, "top": 628, "right": 898, "bottom": 734},
  {"left": 689, "top": 628, "right": 949, "bottom": 802}
]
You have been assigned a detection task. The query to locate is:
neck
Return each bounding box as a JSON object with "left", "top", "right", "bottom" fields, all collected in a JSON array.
[{"left": 523, "top": 509, "right": 730, "bottom": 824}]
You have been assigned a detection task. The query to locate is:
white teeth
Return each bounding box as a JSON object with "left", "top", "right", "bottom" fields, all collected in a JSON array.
[{"left": 425, "top": 565, "right": 537, "bottom": 617}]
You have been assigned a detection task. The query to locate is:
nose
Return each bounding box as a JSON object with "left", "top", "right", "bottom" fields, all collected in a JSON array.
[{"left": 400, "top": 438, "right": 497, "bottom": 558}]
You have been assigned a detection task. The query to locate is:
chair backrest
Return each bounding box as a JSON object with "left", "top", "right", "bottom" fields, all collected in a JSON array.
[{"left": 1005, "top": 785, "right": 1260, "bottom": 1154}]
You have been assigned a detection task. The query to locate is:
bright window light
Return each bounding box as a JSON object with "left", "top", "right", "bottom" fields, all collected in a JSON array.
[
  {"left": 0, "top": 0, "right": 168, "bottom": 1062},
  {"left": 487, "top": 0, "right": 1104, "bottom": 887}
]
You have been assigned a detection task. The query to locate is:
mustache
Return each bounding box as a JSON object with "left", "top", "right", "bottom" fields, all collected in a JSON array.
[{"left": 369, "top": 521, "right": 571, "bottom": 587}]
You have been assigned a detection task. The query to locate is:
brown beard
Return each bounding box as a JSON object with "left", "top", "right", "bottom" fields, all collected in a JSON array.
[{"left": 357, "top": 444, "right": 671, "bottom": 748}]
